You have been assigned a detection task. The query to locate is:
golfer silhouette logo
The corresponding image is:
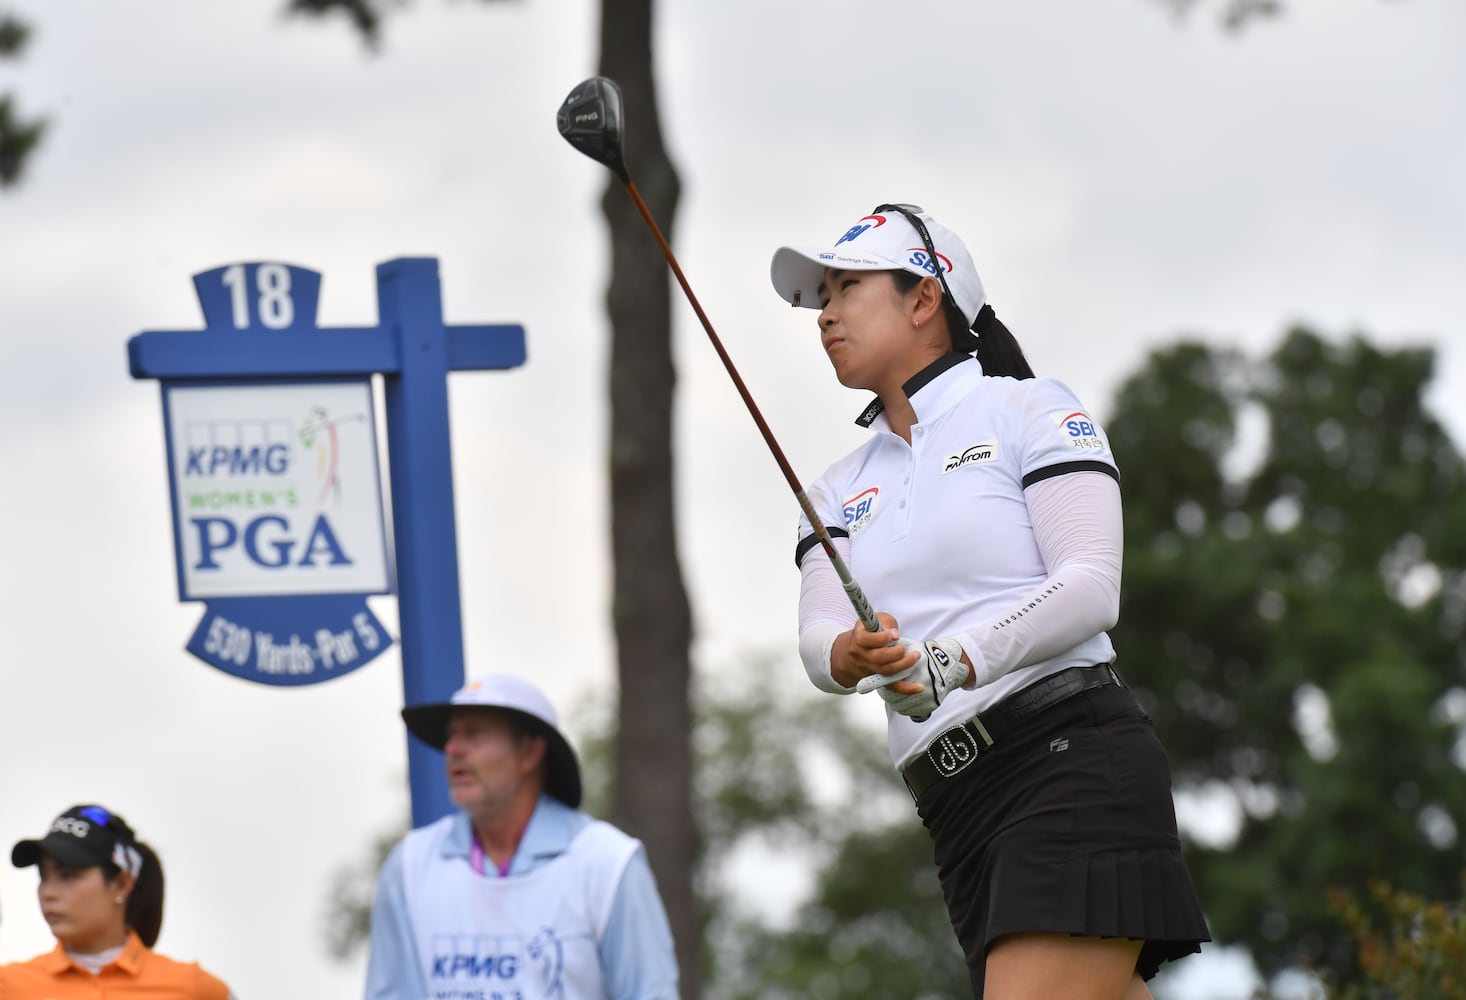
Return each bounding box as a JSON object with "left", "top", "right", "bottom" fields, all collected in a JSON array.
[
  {"left": 527, "top": 927, "right": 569, "bottom": 999},
  {"left": 298, "top": 404, "right": 366, "bottom": 505}
]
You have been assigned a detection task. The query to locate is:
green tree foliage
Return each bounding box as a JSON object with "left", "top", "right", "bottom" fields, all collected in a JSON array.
[
  {"left": 1157, "top": 0, "right": 1283, "bottom": 32},
  {"left": 1106, "top": 327, "right": 1466, "bottom": 981},
  {"left": 0, "top": 11, "right": 47, "bottom": 188},
  {"left": 0, "top": 15, "right": 27, "bottom": 54},
  {"left": 1324, "top": 876, "right": 1466, "bottom": 999}
]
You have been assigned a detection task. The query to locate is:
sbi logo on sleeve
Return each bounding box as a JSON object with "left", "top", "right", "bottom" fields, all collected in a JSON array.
[
  {"left": 1056, "top": 411, "right": 1106, "bottom": 453},
  {"left": 842, "top": 486, "right": 879, "bottom": 534}
]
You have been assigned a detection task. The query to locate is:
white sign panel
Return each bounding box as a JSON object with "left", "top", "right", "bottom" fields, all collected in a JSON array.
[{"left": 165, "top": 382, "right": 391, "bottom": 599}]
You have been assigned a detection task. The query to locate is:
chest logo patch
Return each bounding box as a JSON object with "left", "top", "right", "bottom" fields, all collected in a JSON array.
[
  {"left": 1055, "top": 411, "right": 1107, "bottom": 452},
  {"left": 942, "top": 440, "right": 999, "bottom": 474},
  {"left": 842, "top": 486, "right": 879, "bottom": 534}
]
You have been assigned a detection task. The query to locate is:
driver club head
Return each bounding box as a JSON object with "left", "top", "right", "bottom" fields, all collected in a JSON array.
[{"left": 557, "top": 76, "right": 629, "bottom": 183}]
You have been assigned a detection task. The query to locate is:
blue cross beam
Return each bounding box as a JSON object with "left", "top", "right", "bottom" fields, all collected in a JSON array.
[{"left": 129, "top": 257, "right": 525, "bottom": 827}]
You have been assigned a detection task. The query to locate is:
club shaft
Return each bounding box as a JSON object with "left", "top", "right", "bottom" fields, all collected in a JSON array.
[{"left": 621, "top": 179, "right": 881, "bottom": 633}]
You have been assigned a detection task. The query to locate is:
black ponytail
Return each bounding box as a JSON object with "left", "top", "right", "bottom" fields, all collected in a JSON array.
[
  {"left": 969, "top": 304, "right": 1034, "bottom": 379},
  {"left": 889, "top": 270, "right": 1034, "bottom": 379},
  {"left": 127, "top": 841, "right": 165, "bottom": 948}
]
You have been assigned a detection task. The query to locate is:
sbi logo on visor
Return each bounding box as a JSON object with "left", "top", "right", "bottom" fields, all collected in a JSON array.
[
  {"left": 906, "top": 247, "right": 953, "bottom": 278},
  {"left": 834, "top": 215, "right": 887, "bottom": 246}
]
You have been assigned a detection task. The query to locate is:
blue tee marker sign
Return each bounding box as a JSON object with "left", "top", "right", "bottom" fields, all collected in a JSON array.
[
  {"left": 162, "top": 379, "right": 392, "bottom": 683},
  {"left": 130, "top": 258, "right": 526, "bottom": 827}
]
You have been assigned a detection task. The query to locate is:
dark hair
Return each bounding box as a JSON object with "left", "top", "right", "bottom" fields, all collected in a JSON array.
[
  {"left": 502, "top": 711, "right": 553, "bottom": 783},
  {"left": 890, "top": 271, "right": 1035, "bottom": 379},
  {"left": 101, "top": 840, "right": 165, "bottom": 948}
]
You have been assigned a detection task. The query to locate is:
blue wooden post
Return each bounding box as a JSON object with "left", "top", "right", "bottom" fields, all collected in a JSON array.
[
  {"left": 378, "top": 258, "right": 469, "bottom": 827},
  {"left": 128, "top": 257, "right": 525, "bottom": 828}
]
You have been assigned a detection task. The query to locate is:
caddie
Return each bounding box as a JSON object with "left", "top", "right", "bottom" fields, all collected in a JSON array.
[{"left": 364, "top": 674, "right": 679, "bottom": 1000}]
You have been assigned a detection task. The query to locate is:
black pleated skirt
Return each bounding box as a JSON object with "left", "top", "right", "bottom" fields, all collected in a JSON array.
[{"left": 914, "top": 681, "right": 1210, "bottom": 997}]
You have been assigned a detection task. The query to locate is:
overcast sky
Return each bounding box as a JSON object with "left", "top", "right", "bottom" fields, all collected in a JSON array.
[{"left": 1, "top": 0, "right": 1461, "bottom": 996}]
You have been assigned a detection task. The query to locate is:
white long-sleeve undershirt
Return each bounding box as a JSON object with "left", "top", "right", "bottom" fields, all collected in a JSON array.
[{"left": 797, "top": 471, "right": 1122, "bottom": 693}]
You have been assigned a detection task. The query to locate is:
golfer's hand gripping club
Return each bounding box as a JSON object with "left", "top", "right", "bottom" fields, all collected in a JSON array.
[{"left": 862, "top": 637, "right": 970, "bottom": 719}]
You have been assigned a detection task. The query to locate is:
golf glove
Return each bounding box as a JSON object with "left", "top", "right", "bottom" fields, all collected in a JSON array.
[{"left": 876, "top": 637, "right": 970, "bottom": 719}]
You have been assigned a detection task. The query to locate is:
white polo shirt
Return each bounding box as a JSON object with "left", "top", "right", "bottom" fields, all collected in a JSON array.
[{"left": 796, "top": 354, "right": 1120, "bottom": 767}]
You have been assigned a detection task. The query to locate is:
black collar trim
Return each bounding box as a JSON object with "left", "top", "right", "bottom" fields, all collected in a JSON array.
[{"left": 854, "top": 353, "right": 972, "bottom": 428}]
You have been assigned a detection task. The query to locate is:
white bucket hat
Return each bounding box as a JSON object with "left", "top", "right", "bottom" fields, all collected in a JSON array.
[
  {"left": 402, "top": 674, "right": 582, "bottom": 808},
  {"left": 770, "top": 205, "right": 987, "bottom": 329}
]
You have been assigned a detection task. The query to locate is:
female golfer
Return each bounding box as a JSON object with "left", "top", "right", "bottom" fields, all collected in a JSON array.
[
  {"left": 771, "top": 203, "right": 1209, "bottom": 998},
  {"left": 2, "top": 804, "right": 234, "bottom": 998}
]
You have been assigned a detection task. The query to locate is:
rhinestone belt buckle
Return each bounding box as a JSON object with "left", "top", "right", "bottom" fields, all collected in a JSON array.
[{"left": 927, "top": 724, "right": 982, "bottom": 779}]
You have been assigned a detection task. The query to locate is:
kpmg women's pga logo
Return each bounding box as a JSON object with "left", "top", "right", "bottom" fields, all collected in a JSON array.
[{"left": 163, "top": 382, "right": 390, "bottom": 600}]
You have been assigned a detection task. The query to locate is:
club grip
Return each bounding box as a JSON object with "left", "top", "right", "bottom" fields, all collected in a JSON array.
[{"left": 842, "top": 576, "right": 881, "bottom": 633}]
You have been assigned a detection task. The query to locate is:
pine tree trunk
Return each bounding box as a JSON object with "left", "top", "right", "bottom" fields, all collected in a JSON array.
[{"left": 597, "top": 1, "right": 701, "bottom": 995}]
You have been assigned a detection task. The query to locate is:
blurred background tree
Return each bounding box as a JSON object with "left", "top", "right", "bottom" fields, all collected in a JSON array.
[
  {"left": 0, "top": 9, "right": 46, "bottom": 187},
  {"left": 1158, "top": 0, "right": 1283, "bottom": 32},
  {"left": 1107, "top": 328, "right": 1466, "bottom": 984},
  {"left": 1322, "top": 876, "right": 1466, "bottom": 999}
]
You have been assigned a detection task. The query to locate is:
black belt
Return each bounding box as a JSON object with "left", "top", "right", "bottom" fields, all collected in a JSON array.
[{"left": 901, "top": 663, "right": 1122, "bottom": 802}]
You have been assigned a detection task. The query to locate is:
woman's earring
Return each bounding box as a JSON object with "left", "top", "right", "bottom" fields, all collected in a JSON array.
[{"left": 116, "top": 895, "right": 125, "bottom": 905}]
